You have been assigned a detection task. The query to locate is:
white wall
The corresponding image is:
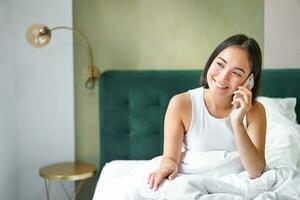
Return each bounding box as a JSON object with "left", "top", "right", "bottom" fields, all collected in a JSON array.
[
  {"left": 0, "top": 1, "right": 19, "bottom": 199},
  {"left": 1, "top": 0, "right": 75, "bottom": 199},
  {"left": 264, "top": 0, "right": 300, "bottom": 68}
]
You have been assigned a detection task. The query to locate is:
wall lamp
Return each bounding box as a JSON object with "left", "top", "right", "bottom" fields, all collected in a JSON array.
[{"left": 26, "top": 24, "right": 100, "bottom": 89}]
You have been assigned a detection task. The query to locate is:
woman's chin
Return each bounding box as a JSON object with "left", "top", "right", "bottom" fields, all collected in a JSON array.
[{"left": 211, "top": 86, "right": 233, "bottom": 97}]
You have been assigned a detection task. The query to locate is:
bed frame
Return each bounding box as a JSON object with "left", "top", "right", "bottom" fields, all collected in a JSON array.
[{"left": 99, "top": 69, "right": 300, "bottom": 170}]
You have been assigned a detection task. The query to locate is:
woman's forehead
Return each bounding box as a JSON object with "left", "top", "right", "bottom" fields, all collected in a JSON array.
[{"left": 217, "top": 46, "right": 250, "bottom": 71}]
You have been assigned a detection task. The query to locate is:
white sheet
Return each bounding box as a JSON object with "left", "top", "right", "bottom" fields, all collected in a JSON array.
[
  {"left": 93, "top": 160, "right": 148, "bottom": 200},
  {"left": 93, "top": 97, "right": 300, "bottom": 200},
  {"left": 94, "top": 155, "right": 300, "bottom": 200},
  {"left": 131, "top": 154, "right": 300, "bottom": 200}
]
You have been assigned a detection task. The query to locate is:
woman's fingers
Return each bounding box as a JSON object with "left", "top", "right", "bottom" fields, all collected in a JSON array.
[
  {"left": 148, "top": 172, "right": 156, "bottom": 189},
  {"left": 238, "top": 87, "right": 252, "bottom": 101},
  {"left": 147, "top": 168, "right": 177, "bottom": 191},
  {"left": 168, "top": 170, "right": 177, "bottom": 180},
  {"left": 153, "top": 172, "right": 165, "bottom": 191},
  {"left": 147, "top": 172, "right": 152, "bottom": 184},
  {"left": 233, "top": 87, "right": 252, "bottom": 105},
  {"left": 233, "top": 90, "right": 248, "bottom": 98},
  {"left": 234, "top": 92, "right": 250, "bottom": 105},
  {"left": 238, "top": 85, "right": 252, "bottom": 94},
  {"left": 232, "top": 97, "right": 246, "bottom": 110},
  {"left": 147, "top": 171, "right": 163, "bottom": 190}
]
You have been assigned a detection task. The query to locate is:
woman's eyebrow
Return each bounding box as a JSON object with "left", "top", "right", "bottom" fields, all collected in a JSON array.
[
  {"left": 234, "top": 67, "right": 246, "bottom": 74},
  {"left": 217, "top": 56, "right": 246, "bottom": 74},
  {"left": 217, "top": 57, "right": 227, "bottom": 63}
]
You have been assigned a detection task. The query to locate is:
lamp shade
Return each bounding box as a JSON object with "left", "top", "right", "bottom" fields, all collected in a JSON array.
[{"left": 26, "top": 24, "right": 51, "bottom": 48}]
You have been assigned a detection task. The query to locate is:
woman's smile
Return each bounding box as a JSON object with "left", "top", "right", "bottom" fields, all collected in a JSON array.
[{"left": 213, "top": 78, "right": 229, "bottom": 89}]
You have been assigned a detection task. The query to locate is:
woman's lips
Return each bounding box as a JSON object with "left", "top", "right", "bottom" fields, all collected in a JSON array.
[{"left": 214, "top": 79, "right": 228, "bottom": 89}]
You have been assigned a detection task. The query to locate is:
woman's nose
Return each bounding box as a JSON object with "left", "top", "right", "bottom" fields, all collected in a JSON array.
[{"left": 219, "top": 70, "right": 231, "bottom": 83}]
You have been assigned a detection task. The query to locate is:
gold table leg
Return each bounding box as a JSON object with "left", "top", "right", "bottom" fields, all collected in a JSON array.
[
  {"left": 43, "top": 179, "right": 85, "bottom": 200},
  {"left": 43, "top": 178, "right": 50, "bottom": 200},
  {"left": 72, "top": 180, "right": 85, "bottom": 199}
]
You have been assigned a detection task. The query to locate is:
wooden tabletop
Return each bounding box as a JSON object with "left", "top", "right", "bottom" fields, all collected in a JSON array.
[{"left": 39, "top": 162, "right": 97, "bottom": 181}]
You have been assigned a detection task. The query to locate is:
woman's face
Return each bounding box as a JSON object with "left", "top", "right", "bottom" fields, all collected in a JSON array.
[{"left": 206, "top": 46, "right": 251, "bottom": 97}]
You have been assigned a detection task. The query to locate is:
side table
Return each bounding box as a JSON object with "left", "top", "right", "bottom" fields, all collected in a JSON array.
[{"left": 39, "top": 161, "right": 97, "bottom": 200}]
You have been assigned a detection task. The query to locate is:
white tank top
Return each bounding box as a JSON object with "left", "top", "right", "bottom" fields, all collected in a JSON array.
[{"left": 183, "top": 87, "right": 247, "bottom": 152}]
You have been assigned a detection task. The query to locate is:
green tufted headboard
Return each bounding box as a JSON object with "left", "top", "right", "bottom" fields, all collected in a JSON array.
[{"left": 99, "top": 69, "right": 300, "bottom": 170}]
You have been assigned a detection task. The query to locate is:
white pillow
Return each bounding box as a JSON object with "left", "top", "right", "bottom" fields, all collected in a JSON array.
[
  {"left": 257, "top": 96, "right": 297, "bottom": 123},
  {"left": 265, "top": 120, "right": 300, "bottom": 170},
  {"left": 257, "top": 96, "right": 300, "bottom": 170}
]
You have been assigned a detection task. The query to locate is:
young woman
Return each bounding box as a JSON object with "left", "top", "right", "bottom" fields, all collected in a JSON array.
[{"left": 147, "top": 34, "right": 266, "bottom": 191}]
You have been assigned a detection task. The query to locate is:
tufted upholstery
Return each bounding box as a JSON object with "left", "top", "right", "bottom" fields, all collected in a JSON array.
[{"left": 99, "top": 69, "right": 300, "bottom": 170}]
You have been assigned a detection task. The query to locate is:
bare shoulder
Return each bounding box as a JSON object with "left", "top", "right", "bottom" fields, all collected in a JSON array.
[
  {"left": 168, "top": 92, "right": 192, "bottom": 132},
  {"left": 247, "top": 100, "right": 266, "bottom": 124},
  {"left": 168, "top": 92, "right": 191, "bottom": 111}
]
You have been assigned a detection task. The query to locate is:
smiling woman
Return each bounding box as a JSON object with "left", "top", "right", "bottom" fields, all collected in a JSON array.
[
  {"left": 146, "top": 34, "right": 266, "bottom": 191},
  {"left": 201, "top": 34, "right": 262, "bottom": 103}
]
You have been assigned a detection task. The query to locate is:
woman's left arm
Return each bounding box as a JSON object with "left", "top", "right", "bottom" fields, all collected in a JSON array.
[{"left": 231, "top": 86, "right": 267, "bottom": 179}]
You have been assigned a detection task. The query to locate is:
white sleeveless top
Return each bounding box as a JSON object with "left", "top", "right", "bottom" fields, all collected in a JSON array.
[{"left": 183, "top": 87, "right": 247, "bottom": 152}]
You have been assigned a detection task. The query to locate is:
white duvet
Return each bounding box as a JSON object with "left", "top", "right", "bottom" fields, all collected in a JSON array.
[
  {"left": 94, "top": 152, "right": 300, "bottom": 200},
  {"left": 130, "top": 153, "right": 300, "bottom": 200},
  {"left": 93, "top": 97, "right": 300, "bottom": 199},
  {"left": 95, "top": 145, "right": 300, "bottom": 199},
  {"left": 94, "top": 151, "right": 300, "bottom": 200}
]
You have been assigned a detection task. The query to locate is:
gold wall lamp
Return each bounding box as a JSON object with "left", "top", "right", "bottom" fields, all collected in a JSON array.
[{"left": 26, "top": 24, "right": 100, "bottom": 89}]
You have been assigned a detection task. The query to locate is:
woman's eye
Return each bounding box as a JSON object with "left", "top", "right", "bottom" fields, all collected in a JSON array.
[
  {"left": 217, "top": 62, "right": 224, "bottom": 68},
  {"left": 233, "top": 72, "right": 242, "bottom": 77}
]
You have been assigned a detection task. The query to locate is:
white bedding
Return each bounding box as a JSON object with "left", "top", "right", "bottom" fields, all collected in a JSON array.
[
  {"left": 93, "top": 155, "right": 300, "bottom": 200},
  {"left": 93, "top": 97, "right": 300, "bottom": 199},
  {"left": 131, "top": 155, "right": 300, "bottom": 200},
  {"left": 93, "top": 160, "right": 148, "bottom": 200}
]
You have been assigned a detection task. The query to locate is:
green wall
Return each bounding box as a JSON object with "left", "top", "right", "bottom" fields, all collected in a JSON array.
[{"left": 73, "top": 0, "right": 263, "bottom": 198}]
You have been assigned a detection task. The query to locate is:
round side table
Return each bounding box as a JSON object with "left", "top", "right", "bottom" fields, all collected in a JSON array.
[{"left": 39, "top": 161, "right": 97, "bottom": 200}]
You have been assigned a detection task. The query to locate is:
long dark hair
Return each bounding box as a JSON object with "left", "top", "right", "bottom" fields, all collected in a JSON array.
[{"left": 200, "top": 34, "right": 262, "bottom": 103}]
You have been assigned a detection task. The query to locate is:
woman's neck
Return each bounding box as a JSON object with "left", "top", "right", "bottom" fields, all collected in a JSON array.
[{"left": 204, "top": 88, "right": 233, "bottom": 118}]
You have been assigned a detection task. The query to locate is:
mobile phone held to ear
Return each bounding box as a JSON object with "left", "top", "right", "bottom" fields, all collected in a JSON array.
[{"left": 242, "top": 73, "right": 254, "bottom": 90}]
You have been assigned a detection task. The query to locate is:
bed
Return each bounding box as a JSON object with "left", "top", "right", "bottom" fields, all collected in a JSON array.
[{"left": 93, "top": 69, "right": 300, "bottom": 199}]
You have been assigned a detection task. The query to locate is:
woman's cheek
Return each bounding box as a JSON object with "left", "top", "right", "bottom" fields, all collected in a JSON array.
[
  {"left": 232, "top": 80, "right": 244, "bottom": 90},
  {"left": 207, "top": 67, "right": 218, "bottom": 80},
  {"left": 206, "top": 71, "right": 213, "bottom": 83},
  {"left": 230, "top": 80, "right": 241, "bottom": 90}
]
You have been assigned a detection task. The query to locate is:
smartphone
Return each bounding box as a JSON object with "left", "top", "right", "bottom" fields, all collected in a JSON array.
[
  {"left": 232, "top": 74, "right": 254, "bottom": 108},
  {"left": 242, "top": 73, "right": 254, "bottom": 90}
]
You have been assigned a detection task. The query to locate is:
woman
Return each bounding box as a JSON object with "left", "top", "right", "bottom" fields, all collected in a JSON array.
[{"left": 147, "top": 34, "right": 267, "bottom": 191}]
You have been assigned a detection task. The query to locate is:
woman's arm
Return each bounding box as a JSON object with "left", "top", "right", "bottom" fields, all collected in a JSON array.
[
  {"left": 231, "top": 87, "right": 267, "bottom": 179},
  {"left": 163, "top": 94, "right": 188, "bottom": 165},
  {"left": 148, "top": 93, "right": 190, "bottom": 190}
]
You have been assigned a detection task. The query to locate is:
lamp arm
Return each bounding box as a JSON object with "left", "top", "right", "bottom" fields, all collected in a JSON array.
[
  {"left": 50, "top": 26, "right": 94, "bottom": 68},
  {"left": 50, "top": 26, "right": 99, "bottom": 89}
]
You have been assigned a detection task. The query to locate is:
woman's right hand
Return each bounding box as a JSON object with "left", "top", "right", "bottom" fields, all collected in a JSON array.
[{"left": 147, "top": 157, "right": 178, "bottom": 191}]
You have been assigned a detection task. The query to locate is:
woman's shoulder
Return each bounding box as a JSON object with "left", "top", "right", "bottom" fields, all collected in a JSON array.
[
  {"left": 251, "top": 100, "right": 266, "bottom": 113},
  {"left": 248, "top": 100, "right": 266, "bottom": 122},
  {"left": 170, "top": 87, "right": 202, "bottom": 105},
  {"left": 167, "top": 91, "right": 194, "bottom": 117},
  {"left": 168, "top": 92, "right": 192, "bottom": 132},
  {"left": 169, "top": 92, "right": 191, "bottom": 109}
]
